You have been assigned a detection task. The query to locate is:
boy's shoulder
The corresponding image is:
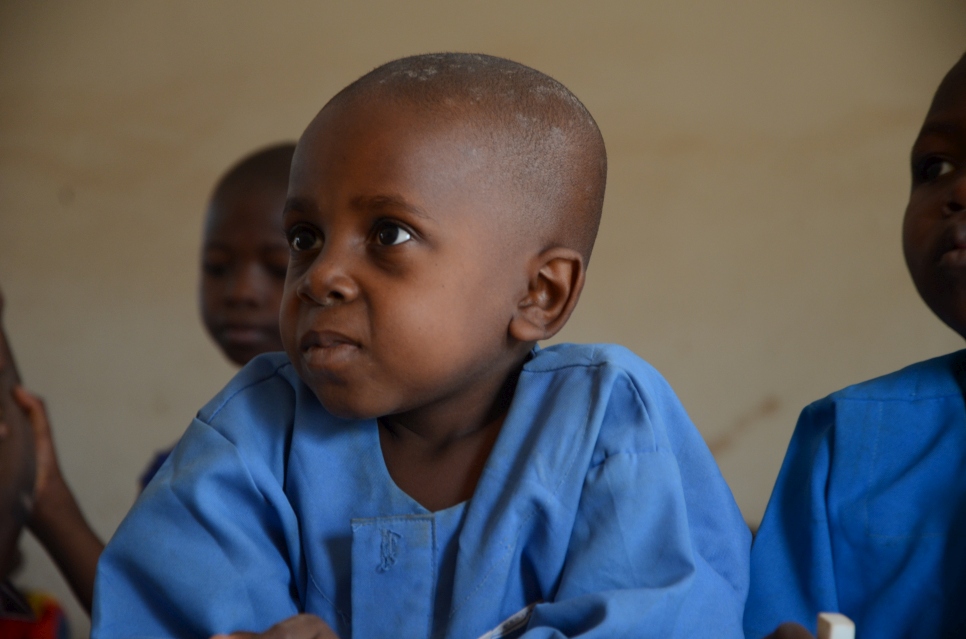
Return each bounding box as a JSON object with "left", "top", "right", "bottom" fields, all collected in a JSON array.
[
  {"left": 522, "top": 343, "right": 692, "bottom": 453},
  {"left": 525, "top": 342, "right": 665, "bottom": 385},
  {"left": 823, "top": 349, "right": 966, "bottom": 405},
  {"left": 197, "top": 352, "right": 299, "bottom": 422},
  {"left": 193, "top": 353, "right": 308, "bottom": 452}
]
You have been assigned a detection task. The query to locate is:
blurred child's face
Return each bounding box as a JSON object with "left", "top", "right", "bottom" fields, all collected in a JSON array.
[
  {"left": 903, "top": 62, "right": 966, "bottom": 338},
  {"left": 200, "top": 183, "right": 288, "bottom": 366},
  {"left": 281, "top": 99, "right": 527, "bottom": 421}
]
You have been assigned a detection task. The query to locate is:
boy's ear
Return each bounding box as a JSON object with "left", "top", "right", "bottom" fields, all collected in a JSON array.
[{"left": 510, "top": 247, "right": 585, "bottom": 343}]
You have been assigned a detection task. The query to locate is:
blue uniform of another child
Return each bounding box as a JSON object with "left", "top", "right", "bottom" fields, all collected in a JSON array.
[
  {"left": 93, "top": 343, "right": 749, "bottom": 639},
  {"left": 745, "top": 351, "right": 966, "bottom": 639}
]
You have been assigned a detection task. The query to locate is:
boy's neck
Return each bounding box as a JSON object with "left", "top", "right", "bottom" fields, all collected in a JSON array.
[{"left": 377, "top": 359, "right": 525, "bottom": 512}]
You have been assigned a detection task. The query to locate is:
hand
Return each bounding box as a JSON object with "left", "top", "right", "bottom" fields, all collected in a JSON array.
[
  {"left": 15, "top": 385, "right": 104, "bottom": 614},
  {"left": 0, "top": 289, "right": 33, "bottom": 581},
  {"left": 14, "top": 387, "right": 66, "bottom": 518},
  {"left": 212, "top": 614, "right": 340, "bottom": 639},
  {"left": 764, "top": 622, "right": 816, "bottom": 639}
]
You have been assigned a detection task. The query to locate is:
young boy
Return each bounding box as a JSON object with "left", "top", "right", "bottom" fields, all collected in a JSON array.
[
  {"left": 198, "top": 143, "right": 293, "bottom": 368},
  {"left": 140, "top": 142, "right": 295, "bottom": 487},
  {"left": 12, "top": 142, "right": 296, "bottom": 616},
  {"left": 745, "top": 52, "right": 966, "bottom": 639},
  {"left": 92, "top": 53, "right": 750, "bottom": 639}
]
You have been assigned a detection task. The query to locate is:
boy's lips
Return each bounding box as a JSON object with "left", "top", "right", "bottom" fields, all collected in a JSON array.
[
  {"left": 938, "top": 226, "right": 966, "bottom": 268},
  {"left": 940, "top": 247, "right": 966, "bottom": 268},
  {"left": 220, "top": 325, "right": 276, "bottom": 345},
  {"left": 299, "top": 330, "right": 361, "bottom": 369}
]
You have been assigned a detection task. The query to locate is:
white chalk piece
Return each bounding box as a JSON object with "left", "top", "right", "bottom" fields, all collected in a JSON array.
[{"left": 817, "top": 612, "right": 855, "bottom": 639}]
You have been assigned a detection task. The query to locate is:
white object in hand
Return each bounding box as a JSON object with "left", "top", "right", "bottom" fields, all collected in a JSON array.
[{"left": 817, "top": 612, "right": 855, "bottom": 639}]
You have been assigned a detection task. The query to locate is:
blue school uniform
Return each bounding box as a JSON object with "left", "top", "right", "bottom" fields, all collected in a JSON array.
[
  {"left": 745, "top": 351, "right": 966, "bottom": 639},
  {"left": 93, "top": 344, "right": 749, "bottom": 639}
]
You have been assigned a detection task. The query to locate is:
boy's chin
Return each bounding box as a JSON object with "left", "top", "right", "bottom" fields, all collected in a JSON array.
[
  {"left": 312, "top": 390, "right": 384, "bottom": 422},
  {"left": 924, "top": 300, "right": 966, "bottom": 344}
]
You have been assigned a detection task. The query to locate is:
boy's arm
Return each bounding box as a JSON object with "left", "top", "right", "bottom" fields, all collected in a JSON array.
[
  {"left": 213, "top": 614, "right": 340, "bottom": 639},
  {"left": 17, "top": 386, "right": 104, "bottom": 614},
  {"left": 516, "top": 370, "right": 751, "bottom": 638},
  {"left": 93, "top": 416, "right": 303, "bottom": 639},
  {"left": 764, "top": 623, "right": 817, "bottom": 639},
  {"left": 525, "top": 456, "right": 748, "bottom": 637},
  {"left": 744, "top": 402, "right": 839, "bottom": 638},
  {"left": 0, "top": 287, "right": 104, "bottom": 614}
]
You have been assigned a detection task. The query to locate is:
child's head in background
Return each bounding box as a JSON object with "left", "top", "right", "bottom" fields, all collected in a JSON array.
[
  {"left": 281, "top": 53, "right": 607, "bottom": 423},
  {"left": 200, "top": 143, "right": 295, "bottom": 366},
  {"left": 904, "top": 53, "right": 966, "bottom": 339}
]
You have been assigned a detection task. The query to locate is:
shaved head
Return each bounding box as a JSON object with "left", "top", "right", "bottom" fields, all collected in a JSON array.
[
  {"left": 927, "top": 51, "right": 966, "bottom": 116},
  {"left": 211, "top": 142, "right": 297, "bottom": 207},
  {"left": 327, "top": 53, "right": 607, "bottom": 262}
]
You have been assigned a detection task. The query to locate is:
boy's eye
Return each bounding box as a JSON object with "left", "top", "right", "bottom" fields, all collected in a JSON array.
[
  {"left": 288, "top": 227, "right": 322, "bottom": 252},
  {"left": 916, "top": 157, "right": 955, "bottom": 182},
  {"left": 202, "top": 261, "right": 229, "bottom": 277},
  {"left": 375, "top": 224, "right": 412, "bottom": 247},
  {"left": 263, "top": 249, "right": 290, "bottom": 280},
  {"left": 265, "top": 262, "right": 289, "bottom": 280}
]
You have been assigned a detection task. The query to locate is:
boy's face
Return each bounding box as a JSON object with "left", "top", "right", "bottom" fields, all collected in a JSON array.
[
  {"left": 903, "top": 62, "right": 966, "bottom": 338},
  {"left": 200, "top": 182, "right": 288, "bottom": 366},
  {"left": 281, "top": 99, "right": 527, "bottom": 421}
]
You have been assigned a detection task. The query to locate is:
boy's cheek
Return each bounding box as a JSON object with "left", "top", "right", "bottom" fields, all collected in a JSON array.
[{"left": 278, "top": 305, "right": 302, "bottom": 356}]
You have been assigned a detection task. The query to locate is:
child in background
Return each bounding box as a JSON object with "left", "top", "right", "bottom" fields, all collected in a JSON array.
[
  {"left": 93, "top": 53, "right": 750, "bottom": 639},
  {"left": 0, "top": 288, "right": 69, "bottom": 639},
  {"left": 140, "top": 142, "right": 294, "bottom": 488},
  {"left": 745, "top": 52, "right": 966, "bottom": 639},
  {"left": 13, "top": 142, "right": 296, "bottom": 615}
]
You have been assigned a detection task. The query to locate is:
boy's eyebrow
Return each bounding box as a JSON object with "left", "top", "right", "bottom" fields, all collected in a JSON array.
[
  {"left": 202, "top": 240, "right": 288, "bottom": 251},
  {"left": 351, "top": 194, "right": 435, "bottom": 221},
  {"left": 283, "top": 196, "right": 316, "bottom": 217},
  {"left": 282, "top": 195, "right": 435, "bottom": 222},
  {"left": 916, "top": 120, "right": 960, "bottom": 140}
]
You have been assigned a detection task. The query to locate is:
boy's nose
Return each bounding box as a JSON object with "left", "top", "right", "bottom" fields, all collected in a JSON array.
[
  {"left": 945, "top": 171, "right": 966, "bottom": 216},
  {"left": 225, "top": 264, "right": 268, "bottom": 306},
  {"left": 297, "top": 250, "right": 360, "bottom": 308}
]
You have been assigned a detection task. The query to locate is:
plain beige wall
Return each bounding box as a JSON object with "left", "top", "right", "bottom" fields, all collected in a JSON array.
[{"left": 1, "top": 1, "right": 964, "bottom": 636}]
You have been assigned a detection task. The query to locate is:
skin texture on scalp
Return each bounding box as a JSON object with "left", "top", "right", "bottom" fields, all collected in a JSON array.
[
  {"left": 201, "top": 143, "right": 295, "bottom": 365},
  {"left": 331, "top": 53, "right": 608, "bottom": 263},
  {"left": 903, "top": 52, "right": 966, "bottom": 339}
]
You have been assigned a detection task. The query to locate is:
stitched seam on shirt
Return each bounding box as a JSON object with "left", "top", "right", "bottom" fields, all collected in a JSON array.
[
  {"left": 863, "top": 404, "right": 882, "bottom": 538},
  {"left": 617, "top": 369, "right": 669, "bottom": 457},
  {"left": 166, "top": 428, "right": 291, "bottom": 625},
  {"left": 206, "top": 360, "right": 293, "bottom": 421},
  {"left": 834, "top": 393, "right": 961, "bottom": 404},
  {"left": 430, "top": 516, "right": 439, "bottom": 638},
  {"left": 446, "top": 383, "right": 591, "bottom": 620},
  {"left": 523, "top": 357, "right": 606, "bottom": 375},
  {"left": 623, "top": 371, "right": 746, "bottom": 598},
  {"left": 446, "top": 495, "right": 543, "bottom": 621},
  {"left": 306, "top": 569, "right": 349, "bottom": 629}
]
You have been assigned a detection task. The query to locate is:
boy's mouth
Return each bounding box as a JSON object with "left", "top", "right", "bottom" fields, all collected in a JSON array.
[
  {"left": 299, "top": 330, "right": 360, "bottom": 369},
  {"left": 938, "top": 225, "right": 966, "bottom": 268},
  {"left": 941, "top": 247, "right": 966, "bottom": 267},
  {"left": 220, "top": 325, "right": 276, "bottom": 345}
]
